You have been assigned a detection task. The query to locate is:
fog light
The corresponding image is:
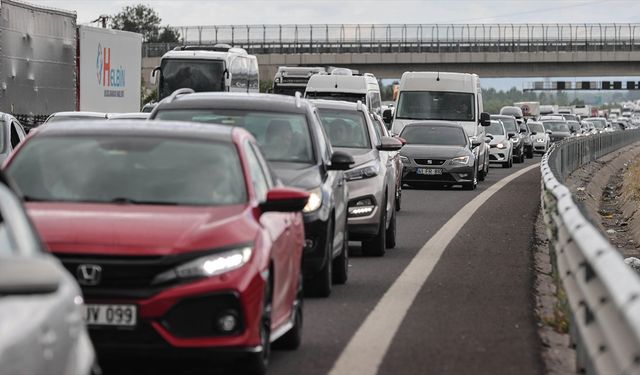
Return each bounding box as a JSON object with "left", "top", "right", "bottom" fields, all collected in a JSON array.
[
  {"left": 217, "top": 313, "right": 238, "bottom": 332},
  {"left": 459, "top": 173, "right": 469, "bottom": 178},
  {"left": 304, "top": 239, "right": 315, "bottom": 252}
]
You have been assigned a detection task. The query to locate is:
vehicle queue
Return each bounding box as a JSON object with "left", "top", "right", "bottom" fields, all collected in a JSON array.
[{"left": 0, "top": 45, "right": 631, "bottom": 375}]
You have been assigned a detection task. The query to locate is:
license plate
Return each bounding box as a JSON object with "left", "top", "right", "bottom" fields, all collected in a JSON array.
[
  {"left": 84, "top": 304, "right": 137, "bottom": 327},
  {"left": 416, "top": 168, "right": 442, "bottom": 175}
]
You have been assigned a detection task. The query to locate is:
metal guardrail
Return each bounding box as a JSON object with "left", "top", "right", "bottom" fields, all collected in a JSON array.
[
  {"left": 143, "top": 23, "right": 640, "bottom": 57},
  {"left": 541, "top": 130, "right": 640, "bottom": 374}
]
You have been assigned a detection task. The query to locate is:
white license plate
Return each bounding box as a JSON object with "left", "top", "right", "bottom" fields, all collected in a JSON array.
[
  {"left": 416, "top": 168, "right": 442, "bottom": 175},
  {"left": 84, "top": 304, "right": 137, "bottom": 327}
]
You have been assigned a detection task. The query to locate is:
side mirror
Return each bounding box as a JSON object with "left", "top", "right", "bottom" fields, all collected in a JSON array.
[
  {"left": 471, "top": 139, "right": 482, "bottom": 148},
  {"left": 150, "top": 66, "right": 160, "bottom": 85},
  {"left": 377, "top": 136, "right": 403, "bottom": 151},
  {"left": 259, "top": 188, "right": 309, "bottom": 213},
  {"left": 484, "top": 137, "right": 491, "bottom": 143},
  {"left": 530, "top": 131, "right": 537, "bottom": 135},
  {"left": 479, "top": 112, "right": 491, "bottom": 126},
  {"left": 382, "top": 109, "right": 393, "bottom": 124},
  {"left": 507, "top": 132, "right": 516, "bottom": 138},
  {"left": 0, "top": 257, "right": 61, "bottom": 295},
  {"left": 485, "top": 133, "right": 494, "bottom": 140},
  {"left": 394, "top": 136, "right": 407, "bottom": 145},
  {"left": 546, "top": 130, "right": 552, "bottom": 134},
  {"left": 519, "top": 128, "right": 527, "bottom": 134},
  {"left": 328, "top": 150, "right": 355, "bottom": 171}
]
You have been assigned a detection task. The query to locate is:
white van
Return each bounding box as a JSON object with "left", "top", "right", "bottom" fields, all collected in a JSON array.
[
  {"left": 273, "top": 66, "right": 327, "bottom": 96},
  {"left": 304, "top": 70, "right": 382, "bottom": 115},
  {"left": 389, "top": 71, "right": 491, "bottom": 180},
  {"left": 151, "top": 44, "right": 259, "bottom": 101}
]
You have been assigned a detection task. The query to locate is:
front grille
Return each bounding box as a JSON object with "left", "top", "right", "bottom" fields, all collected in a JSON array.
[
  {"left": 414, "top": 159, "right": 446, "bottom": 166},
  {"left": 57, "top": 252, "right": 216, "bottom": 298},
  {"left": 281, "top": 77, "right": 310, "bottom": 84},
  {"left": 404, "top": 172, "right": 456, "bottom": 182}
]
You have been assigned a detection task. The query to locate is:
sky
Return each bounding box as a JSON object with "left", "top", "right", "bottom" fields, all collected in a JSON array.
[
  {"left": 26, "top": 0, "right": 640, "bottom": 27},
  {"left": 26, "top": 0, "right": 640, "bottom": 90}
]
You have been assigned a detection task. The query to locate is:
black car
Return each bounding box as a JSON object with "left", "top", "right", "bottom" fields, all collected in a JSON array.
[
  {"left": 150, "top": 92, "right": 353, "bottom": 297},
  {"left": 542, "top": 120, "right": 572, "bottom": 142},
  {"left": 491, "top": 115, "right": 525, "bottom": 163}
]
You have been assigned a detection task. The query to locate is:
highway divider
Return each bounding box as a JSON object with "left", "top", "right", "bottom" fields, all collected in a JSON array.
[{"left": 541, "top": 130, "right": 640, "bottom": 375}]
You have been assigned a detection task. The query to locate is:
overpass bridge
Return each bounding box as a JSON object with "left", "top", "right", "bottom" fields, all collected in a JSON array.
[{"left": 141, "top": 23, "right": 640, "bottom": 85}]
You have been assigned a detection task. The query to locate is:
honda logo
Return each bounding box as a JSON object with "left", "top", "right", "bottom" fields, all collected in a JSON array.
[
  {"left": 427, "top": 160, "right": 433, "bottom": 164},
  {"left": 76, "top": 264, "right": 102, "bottom": 286}
]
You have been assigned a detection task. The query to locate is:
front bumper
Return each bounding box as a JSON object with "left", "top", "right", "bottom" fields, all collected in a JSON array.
[
  {"left": 489, "top": 146, "right": 510, "bottom": 163},
  {"left": 401, "top": 160, "right": 475, "bottom": 185},
  {"left": 345, "top": 175, "right": 385, "bottom": 240},
  {"left": 301, "top": 212, "right": 332, "bottom": 276},
  {"left": 533, "top": 140, "right": 548, "bottom": 153}
]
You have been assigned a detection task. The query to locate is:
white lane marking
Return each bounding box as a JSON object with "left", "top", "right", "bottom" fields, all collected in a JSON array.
[{"left": 329, "top": 163, "right": 540, "bottom": 375}]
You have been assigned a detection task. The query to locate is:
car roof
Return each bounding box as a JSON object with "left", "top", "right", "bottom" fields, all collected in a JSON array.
[
  {"left": 34, "top": 120, "right": 236, "bottom": 141},
  {"left": 50, "top": 111, "right": 108, "bottom": 118},
  {"left": 490, "top": 114, "right": 515, "bottom": 119},
  {"left": 308, "top": 99, "right": 367, "bottom": 112},
  {"left": 108, "top": 112, "right": 150, "bottom": 120},
  {"left": 153, "top": 92, "right": 312, "bottom": 114}
]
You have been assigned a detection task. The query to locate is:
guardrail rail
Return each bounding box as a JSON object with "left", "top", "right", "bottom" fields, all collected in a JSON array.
[{"left": 541, "top": 130, "right": 640, "bottom": 374}]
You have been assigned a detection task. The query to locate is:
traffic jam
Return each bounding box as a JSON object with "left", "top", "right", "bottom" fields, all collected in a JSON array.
[{"left": 0, "top": 2, "right": 632, "bottom": 375}]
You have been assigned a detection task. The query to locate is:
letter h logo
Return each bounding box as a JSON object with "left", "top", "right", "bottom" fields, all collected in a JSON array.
[{"left": 102, "top": 47, "right": 111, "bottom": 87}]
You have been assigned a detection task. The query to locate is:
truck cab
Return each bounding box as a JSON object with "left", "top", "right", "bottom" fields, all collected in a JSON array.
[{"left": 151, "top": 44, "right": 259, "bottom": 101}]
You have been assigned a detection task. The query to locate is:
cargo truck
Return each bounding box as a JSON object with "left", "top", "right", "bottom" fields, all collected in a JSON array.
[{"left": 514, "top": 102, "right": 540, "bottom": 120}]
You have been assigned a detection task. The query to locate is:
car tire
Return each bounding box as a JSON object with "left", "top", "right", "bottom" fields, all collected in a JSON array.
[
  {"left": 305, "top": 220, "right": 333, "bottom": 298},
  {"left": 246, "top": 280, "right": 272, "bottom": 375},
  {"left": 275, "top": 273, "right": 303, "bottom": 350},
  {"left": 526, "top": 147, "right": 534, "bottom": 158},
  {"left": 362, "top": 201, "right": 386, "bottom": 257},
  {"left": 332, "top": 220, "right": 349, "bottom": 285},
  {"left": 385, "top": 209, "right": 396, "bottom": 249},
  {"left": 478, "top": 157, "right": 487, "bottom": 181},
  {"left": 395, "top": 186, "right": 402, "bottom": 212},
  {"left": 463, "top": 169, "right": 477, "bottom": 190}
]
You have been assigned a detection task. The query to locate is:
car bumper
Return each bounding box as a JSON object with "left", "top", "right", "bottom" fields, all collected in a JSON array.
[
  {"left": 533, "top": 141, "right": 547, "bottom": 153},
  {"left": 489, "top": 147, "right": 510, "bottom": 163},
  {"left": 83, "top": 266, "right": 266, "bottom": 358},
  {"left": 345, "top": 176, "right": 385, "bottom": 240},
  {"left": 301, "top": 212, "right": 332, "bottom": 276},
  {"left": 401, "top": 163, "right": 475, "bottom": 185}
]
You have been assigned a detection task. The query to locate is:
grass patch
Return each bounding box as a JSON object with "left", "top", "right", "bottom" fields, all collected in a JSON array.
[{"left": 623, "top": 158, "right": 640, "bottom": 202}]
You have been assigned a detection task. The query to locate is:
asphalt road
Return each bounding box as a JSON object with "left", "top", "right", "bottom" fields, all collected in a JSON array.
[{"left": 269, "top": 155, "right": 544, "bottom": 375}]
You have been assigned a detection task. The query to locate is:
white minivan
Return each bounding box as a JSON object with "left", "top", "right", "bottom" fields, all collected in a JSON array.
[
  {"left": 389, "top": 71, "right": 491, "bottom": 181},
  {"left": 305, "top": 69, "right": 382, "bottom": 115}
]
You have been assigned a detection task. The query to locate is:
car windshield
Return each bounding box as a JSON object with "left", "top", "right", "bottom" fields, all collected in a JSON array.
[
  {"left": 493, "top": 117, "right": 517, "bottom": 133},
  {"left": 528, "top": 123, "right": 545, "bottom": 133},
  {"left": 586, "top": 118, "right": 606, "bottom": 129},
  {"left": 317, "top": 109, "right": 371, "bottom": 149},
  {"left": 400, "top": 126, "right": 466, "bottom": 146},
  {"left": 396, "top": 91, "right": 475, "bottom": 121},
  {"left": 7, "top": 136, "right": 247, "bottom": 206},
  {"left": 154, "top": 110, "right": 314, "bottom": 163},
  {"left": 305, "top": 92, "right": 366, "bottom": 103},
  {"left": 543, "top": 121, "right": 570, "bottom": 132},
  {"left": 159, "top": 59, "right": 225, "bottom": 100},
  {"left": 486, "top": 121, "right": 505, "bottom": 135}
]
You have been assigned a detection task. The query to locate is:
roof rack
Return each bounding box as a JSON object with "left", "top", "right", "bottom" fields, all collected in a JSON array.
[
  {"left": 295, "top": 91, "right": 302, "bottom": 108},
  {"left": 166, "top": 88, "right": 195, "bottom": 103},
  {"left": 173, "top": 43, "right": 233, "bottom": 52}
]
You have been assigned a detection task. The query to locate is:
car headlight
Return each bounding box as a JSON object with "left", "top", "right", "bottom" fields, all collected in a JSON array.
[
  {"left": 450, "top": 155, "right": 470, "bottom": 165},
  {"left": 345, "top": 162, "right": 380, "bottom": 181},
  {"left": 536, "top": 138, "right": 545, "bottom": 143},
  {"left": 153, "top": 247, "right": 253, "bottom": 284},
  {"left": 303, "top": 187, "right": 322, "bottom": 213},
  {"left": 400, "top": 155, "right": 410, "bottom": 164},
  {"left": 496, "top": 143, "right": 505, "bottom": 149},
  {"left": 510, "top": 137, "right": 519, "bottom": 143}
]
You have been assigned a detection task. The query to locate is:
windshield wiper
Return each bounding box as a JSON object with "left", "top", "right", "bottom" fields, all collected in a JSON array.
[{"left": 109, "top": 197, "right": 179, "bottom": 206}]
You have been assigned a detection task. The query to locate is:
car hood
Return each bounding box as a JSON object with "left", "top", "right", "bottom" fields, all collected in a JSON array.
[
  {"left": 489, "top": 135, "right": 508, "bottom": 145},
  {"left": 26, "top": 202, "right": 256, "bottom": 256},
  {"left": 400, "top": 144, "right": 470, "bottom": 159},
  {"left": 336, "top": 147, "right": 376, "bottom": 169},
  {"left": 270, "top": 162, "right": 321, "bottom": 191}
]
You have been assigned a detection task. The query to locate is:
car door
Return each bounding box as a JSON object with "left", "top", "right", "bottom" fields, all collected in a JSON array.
[
  {"left": 244, "top": 141, "right": 292, "bottom": 327},
  {"left": 366, "top": 113, "right": 394, "bottom": 218},
  {"left": 313, "top": 110, "right": 347, "bottom": 255}
]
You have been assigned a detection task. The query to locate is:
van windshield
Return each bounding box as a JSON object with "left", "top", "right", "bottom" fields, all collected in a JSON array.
[
  {"left": 396, "top": 91, "right": 475, "bottom": 122},
  {"left": 159, "top": 59, "right": 225, "bottom": 100},
  {"left": 305, "top": 92, "right": 366, "bottom": 104}
]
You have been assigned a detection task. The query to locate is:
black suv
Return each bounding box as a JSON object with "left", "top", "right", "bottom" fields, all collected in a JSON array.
[{"left": 150, "top": 92, "right": 354, "bottom": 297}]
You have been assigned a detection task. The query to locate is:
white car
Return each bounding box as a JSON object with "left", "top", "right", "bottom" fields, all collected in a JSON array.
[
  {"left": 486, "top": 120, "right": 513, "bottom": 168},
  {"left": 527, "top": 121, "right": 551, "bottom": 153},
  {"left": 0, "top": 173, "right": 96, "bottom": 375}
]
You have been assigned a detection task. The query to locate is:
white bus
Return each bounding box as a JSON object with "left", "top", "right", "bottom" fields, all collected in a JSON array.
[{"left": 151, "top": 44, "right": 259, "bottom": 101}]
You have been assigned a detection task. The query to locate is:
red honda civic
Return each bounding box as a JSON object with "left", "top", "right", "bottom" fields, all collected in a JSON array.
[{"left": 4, "top": 120, "right": 309, "bottom": 374}]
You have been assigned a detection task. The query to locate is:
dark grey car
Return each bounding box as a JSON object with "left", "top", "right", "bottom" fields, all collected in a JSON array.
[
  {"left": 399, "top": 121, "right": 479, "bottom": 190},
  {"left": 542, "top": 120, "right": 572, "bottom": 142}
]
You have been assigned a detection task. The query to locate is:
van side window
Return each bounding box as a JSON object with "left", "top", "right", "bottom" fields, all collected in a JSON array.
[
  {"left": 231, "top": 57, "right": 247, "bottom": 90},
  {"left": 368, "top": 92, "right": 382, "bottom": 115},
  {"left": 248, "top": 59, "right": 259, "bottom": 91},
  {"left": 10, "top": 122, "right": 21, "bottom": 149}
]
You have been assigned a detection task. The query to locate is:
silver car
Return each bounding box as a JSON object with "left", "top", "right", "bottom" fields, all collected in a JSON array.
[
  {"left": 0, "top": 174, "right": 96, "bottom": 375},
  {"left": 527, "top": 121, "right": 551, "bottom": 153},
  {"left": 486, "top": 120, "right": 513, "bottom": 168},
  {"left": 313, "top": 100, "right": 402, "bottom": 257}
]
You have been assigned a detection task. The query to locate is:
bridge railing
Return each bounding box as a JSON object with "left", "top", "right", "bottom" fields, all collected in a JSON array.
[
  {"left": 541, "top": 130, "right": 640, "bottom": 374},
  {"left": 143, "top": 23, "right": 640, "bottom": 57}
]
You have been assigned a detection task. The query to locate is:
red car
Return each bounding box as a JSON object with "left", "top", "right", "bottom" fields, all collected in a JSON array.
[{"left": 5, "top": 120, "right": 309, "bottom": 374}]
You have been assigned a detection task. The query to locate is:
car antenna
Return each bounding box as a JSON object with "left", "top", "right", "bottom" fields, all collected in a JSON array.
[{"left": 436, "top": 71, "right": 440, "bottom": 82}]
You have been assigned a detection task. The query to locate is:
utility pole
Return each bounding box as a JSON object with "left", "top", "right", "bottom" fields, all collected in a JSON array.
[{"left": 91, "top": 15, "right": 109, "bottom": 28}]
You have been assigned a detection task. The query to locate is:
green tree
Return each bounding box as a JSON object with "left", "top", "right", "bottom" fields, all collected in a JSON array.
[
  {"left": 156, "top": 25, "right": 181, "bottom": 43},
  {"left": 110, "top": 4, "right": 161, "bottom": 42}
]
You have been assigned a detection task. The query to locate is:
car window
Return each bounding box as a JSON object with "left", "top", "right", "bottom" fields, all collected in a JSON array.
[
  {"left": 7, "top": 136, "right": 247, "bottom": 206},
  {"left": 10, "top": 122, "right": 20, "bottom": 149},
  {"left": 244, "top": 141, "right": 269, "bottom": 202},
  {"left": 400, "top": 126, "right": 467, "bottom": 146},
  {"left": 486, "top": 121, "right": 505, "bottom": 135},
  {"left": 493, "top": 117, "right": 517, "bottom": 133},
  {"left": 155, "top": 109, "right": 315, "bottom": 164},
  {"left": 543, "top": 121, "right": 570, "bottom": 132},
  {"left": 316, "top": 108, "right": 371, "bottom": 149},
  {"left": 528, "top": 123, "right": 545, "bottom": 133}
]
